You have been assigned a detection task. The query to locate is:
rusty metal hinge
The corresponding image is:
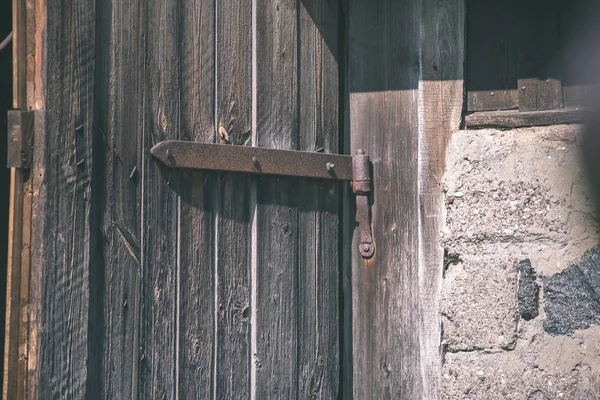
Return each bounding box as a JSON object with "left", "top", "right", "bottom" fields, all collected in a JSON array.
[
  {"left": 151, "top": 141, "right": 374, "bottom": 258},
  {"left": 7, "top": 110, "right": 34, "bottom": 169}
]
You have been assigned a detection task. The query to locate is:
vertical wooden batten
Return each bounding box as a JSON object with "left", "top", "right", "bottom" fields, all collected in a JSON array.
[
  {"left": 4, "top": 0, "right": 35, "bottom": 398},
  {"left": 28, "top": 0, "right": 96, "bottom": 396},
  {"left": 176, "top": 0, "right": 215, "bottom": 397},
  {"left": 418, "top": 0, "right": 465, "bottom": 398}
]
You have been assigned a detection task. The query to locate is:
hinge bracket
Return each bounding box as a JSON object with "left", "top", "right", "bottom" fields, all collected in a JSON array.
[
  {"left": 7, "top": 110, "right": 34, "bottom": 169},
  {"left": 151, "top": 141, "right": 374, "bottom": 258}
]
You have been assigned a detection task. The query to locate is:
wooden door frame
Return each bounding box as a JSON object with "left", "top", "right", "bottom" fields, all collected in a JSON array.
[{"left": 3, "top": 0, "right": 35, "bottom": 398}]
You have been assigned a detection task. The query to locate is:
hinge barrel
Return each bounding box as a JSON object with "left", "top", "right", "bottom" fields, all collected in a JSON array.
[
  {"left": 7, "top": 110, "right": 34, "bottom": 169},
  {"left": 352, "top": 149, "right": 374, "bottom": 259}
]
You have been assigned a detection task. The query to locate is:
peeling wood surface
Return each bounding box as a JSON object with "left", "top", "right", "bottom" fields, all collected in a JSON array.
[{"left": 29, "top": 0, "right": 340, "bottom": 398}]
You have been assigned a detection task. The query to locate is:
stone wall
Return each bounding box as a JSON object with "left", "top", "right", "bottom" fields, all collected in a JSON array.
[{"left": 441, "top": 125, "right": 600, "bottom": 399}]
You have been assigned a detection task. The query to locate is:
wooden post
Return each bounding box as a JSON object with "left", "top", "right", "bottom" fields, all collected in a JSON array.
[{"left": 346, "top": 0, "right": 464, "bottom": 397}]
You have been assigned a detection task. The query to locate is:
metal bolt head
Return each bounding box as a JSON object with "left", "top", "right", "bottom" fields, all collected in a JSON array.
[
  {"left": 326, "top": 162, "right": 335, "bottom": 171},
  {"left": 521, "top": 86, "right": 527, "bottom": 90},
  {"left": 252, "top": 156, "right": 259, "bottom": 166},
  {"left": 357, "top": 149, "right": 365, "bottom": 155},
  {"left": 360, "top": 243, "right": 374, "bottom": 258}
]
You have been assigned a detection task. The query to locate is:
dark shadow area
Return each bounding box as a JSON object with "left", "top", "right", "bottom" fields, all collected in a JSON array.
[
  {"left": 467, "top": 0, "right": 563, "bottom": 92},
  {"left": 466, "top": 0, "right": 600, "bottom": 110},
  {"left": 0, "top": 0, "right": 12, "bottom": 391}
]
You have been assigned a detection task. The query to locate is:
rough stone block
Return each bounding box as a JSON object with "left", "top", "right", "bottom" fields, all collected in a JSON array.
[
  {"left": 544, "top": 245, "right": 600, "bottom": 335},
  {"left": 441, "top": 256, "right": 518, "bottom": 351}
]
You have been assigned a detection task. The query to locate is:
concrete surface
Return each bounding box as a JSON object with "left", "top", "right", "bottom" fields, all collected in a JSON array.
[{"left": 441, "top": 125, "right": 600, "bottom": 399}]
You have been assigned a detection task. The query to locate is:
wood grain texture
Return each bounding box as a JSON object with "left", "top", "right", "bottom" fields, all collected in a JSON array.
[
  {"left": 465, "top": 108, "right": 584, "bottom": 129},
  {"left": 348, "top": 0, "right": 422, "bottom": 398},
  {"left": 4, "top": 1, "right": 26, "bottom": 397},
  {"left": 4, "top": 0, "right": 34, "bottom": 397},
  {"left": 94, "top": 0, "right": 143, "bottom": 396},
  {"left": 27, "top": 0, "right": 343, "bottom": 397},
  {"left": 419, "top": 0, "right": 465, "bottom": 398},
  {"left": 176, "top": 0, "right": 216, "bottom": 399},
  {"left": 298, "top": 0, "right": 339, "bottom": 398},
  {"left": 17, "top": 180, "right": 32, "bottom": 400},
  {"left": 214, "top": 0, "right": 252, "bottom": 396},
  {"left": 4, "top": 169, "right": 24, "bottom": 400},
  {"left": 254, "top": 0, "right": 300, "bottom": 397},
  {"left": 137, "top": 0, "right": 180, "bottom": 397},
  {"left": 29, "top": 0, "right": 96, "bottom": 396},
  {"left": 176, "top": 0, "right": 215, "bottom": 398}
]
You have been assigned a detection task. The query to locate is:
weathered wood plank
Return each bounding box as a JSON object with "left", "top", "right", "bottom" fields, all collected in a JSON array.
[
  {"left": 468, "top": 90, "right": 518, "bottom": 112},
  {"left": 465, "top": 108, "right": 584, "bottom": 129},
  {"left": 4, "top": 169, "right": 24, "bottom": 399},
  {"left": 138, "top": 0, "right": 180, "bottom": 397},
  {"left": 17, "top": 179, "right": 32, "bottom": 400},
  {"left": 518, "top": 78, "right": 539, "bottom": 112},
  {"left": 297, "top": 0, "right": 340, "bottom": 398},
  {"left": 176, "top": 0, "right": 215, "bottom": 396},
  {"left": 253, "top": 0, "right": 299, "bottom": 397},
  {"left": 348, "top": 0, "right": 422, "bottom": 397},
  {"left": 94, "top": 0, "right": 143, "bottom": 396},
  {"left": 29, "top": 0, "right": 96, "bottom": 396},
  {"left": 4, "top": 0, "right": 29, "bottom": 396},
  {"left": 419, "top": 0, "right": 465, "bottom": 398},
  {"left": 213, "top": 0, "right": 252, "bottom": 396}
]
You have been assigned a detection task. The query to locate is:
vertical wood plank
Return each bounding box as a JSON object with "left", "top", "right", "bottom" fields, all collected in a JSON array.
[
  {"left": 4, "top": 0, "right": 27, "bottom": 396},
  {"left": 138, "top": 0, "right": 179, "bottom": 397},
  {"left": 4, "top": 0, "right": 35, "bottom": 397},
  {"left": 254, "top": 0, "right": 299, "bottom": 397},
  {"left": 214, "top": 0, "right": 252, "bottom": 396},
  {"left": 17, "top": 179, "right": 32, "bottom": 400},
  {"left": 297, "top": 0, "right": 340, "bottom": 398},
  {"left": 419, "top": 0, "right": 465, "bottom": 398},
  {"left": 4, "top": 169, "right": 24, "bottom": 399},
  {"left": 177, "top": 0, "right": 215, "bottom": 396},
  {"left": 94, "top": 0, "right": 143, "bottom": 396},
  {"left": 348, "top": 0, "right": 422, "bottom": 398},
  {"left": 29, "top": 0, "right": 96, "bottom": 396},
  {"left": 518, "top": 78, "right": 538, "bottom": 111}
]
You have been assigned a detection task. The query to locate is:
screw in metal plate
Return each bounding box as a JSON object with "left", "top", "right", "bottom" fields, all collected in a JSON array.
[
  {"left": 521, "top": 86, "right": 527, "bottom": 90},
  {"left": 326, "top": 162, "right": 335, "bottom": 171},
  {"left": 252, "top": 156, "right": 259, "bottom": 168},
  {"left": 357, "top": 149, "right": 365, "bottom": 155}
]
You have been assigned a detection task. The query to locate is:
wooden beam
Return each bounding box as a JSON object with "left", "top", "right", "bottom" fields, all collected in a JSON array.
[
  {"left": 4, "top": 0, "right": 34, "bottom": 398},
  {"left": 419, "top": 0, "right": 465, "bottom": 398},
  {"left": 465, "top": 108, "right": 584, "bottom": 129}
]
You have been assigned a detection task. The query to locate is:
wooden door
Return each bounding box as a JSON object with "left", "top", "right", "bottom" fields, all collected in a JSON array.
[
  {"left": 10, "top": 0, "right": 468, "bottom": 398},
  {"left": 26, "top": 0, "right": 341, "bottom": 398}
]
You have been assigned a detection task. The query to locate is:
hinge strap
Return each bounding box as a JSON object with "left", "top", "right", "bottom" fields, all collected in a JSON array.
[{"left": 151, "top": 141, "right": 375, "bottom": 259}]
